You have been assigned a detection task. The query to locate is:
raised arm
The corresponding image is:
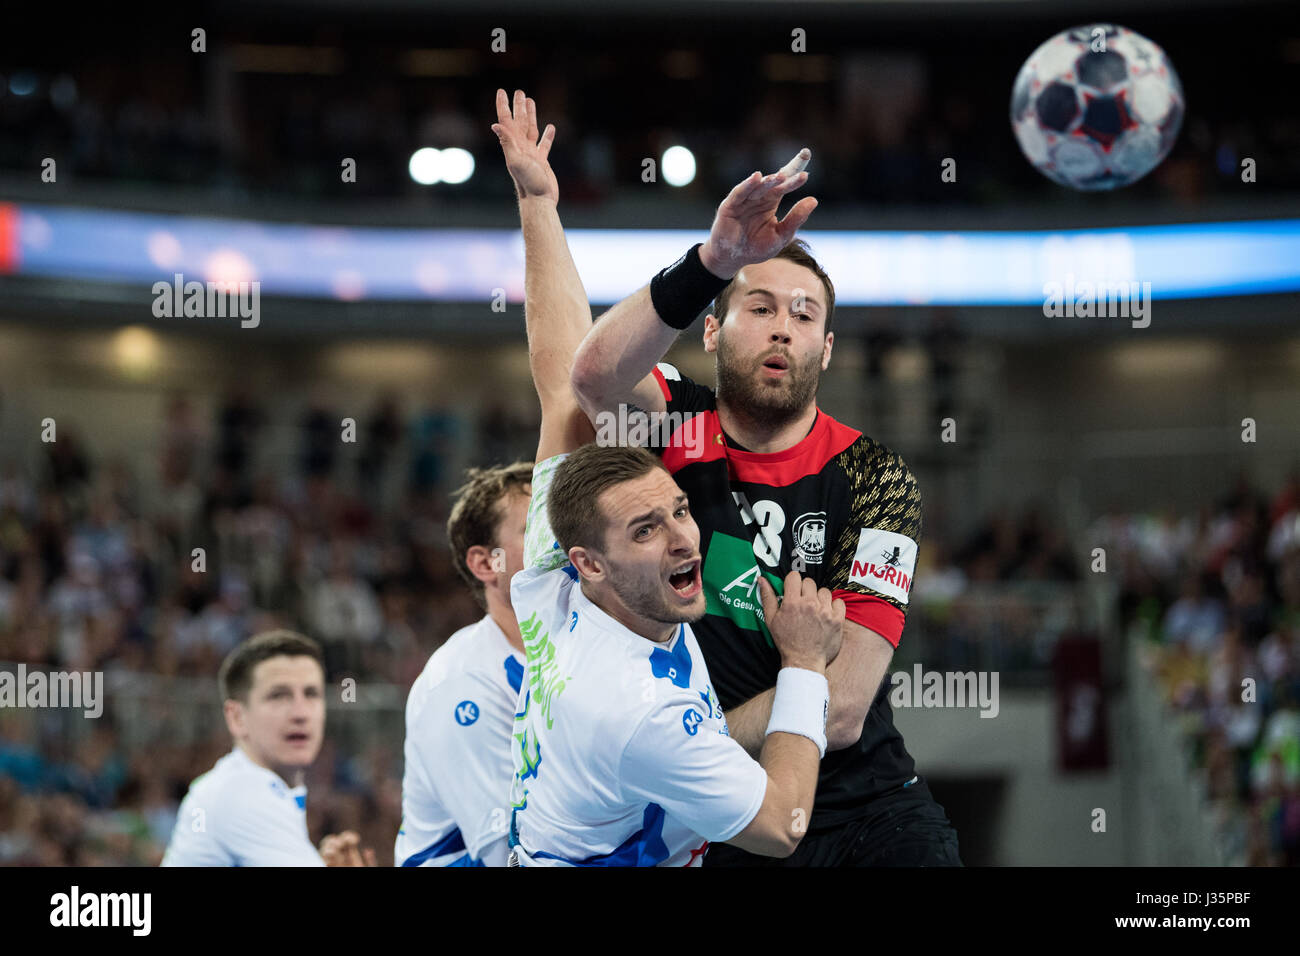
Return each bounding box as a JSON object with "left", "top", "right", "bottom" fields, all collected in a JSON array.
[
  {"left": 569, "top": 150, "right": 818, "bottom": 421},
  {"left": 491, "top": 88, "right": 595, "bottom": 464}
]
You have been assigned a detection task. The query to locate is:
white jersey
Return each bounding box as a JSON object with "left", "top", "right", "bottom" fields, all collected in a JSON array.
[
  {"left": 507, "top": 455, "right": 768, "bottom": 867},
  {"left": 161, "top": 747, "right": 324, "bottom": 867},
  {"left": 396, "top": 615, "right": 524, "bottom": 867}
]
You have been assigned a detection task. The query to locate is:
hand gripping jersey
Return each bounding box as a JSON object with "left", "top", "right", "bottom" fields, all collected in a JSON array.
[
  {"left": 161, "top": 747, "right": 325, "bottom": 867},
  {"left": 506, "top": 454, "right": 768, "bottom": 866},
  {"left": 649, "top": 363, "right": 922, "bottom": 827},
  {"left": 396, "top": 616, "right": 525, "bottom": 867}
]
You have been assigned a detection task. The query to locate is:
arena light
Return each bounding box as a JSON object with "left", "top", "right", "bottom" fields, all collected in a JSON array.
[
  {"left": 408, "top": 148, "right": 443, "bottom": 185},
  {"left": 14, "top": 204, "right": 1300, "bottom": 305},
  {"left": 439, "top": 148, "right": 475, "bottom": 185},
  {"left": 8, "top": 72, "right": 37, "bottom": 96},
  {"left": 111, "top": 325, "right": 160, "bottom": 377},
  {"left": 661, "top": 146, "right": 696, "bottom": 187}
]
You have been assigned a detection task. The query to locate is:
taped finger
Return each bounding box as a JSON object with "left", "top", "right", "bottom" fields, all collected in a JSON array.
[{"left": 778, "top": 148, "right": 811, "bottom": 178}]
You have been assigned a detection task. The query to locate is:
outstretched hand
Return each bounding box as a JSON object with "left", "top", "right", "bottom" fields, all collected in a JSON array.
[
  {"left": 699, "top": 149, "right": 818, "bottom": 279},
  {"left": 491, "top": 88, "right": 559, "bottom": 203},
  {"left": 320, "top": 830, "right": 377, "bottom": 867}
]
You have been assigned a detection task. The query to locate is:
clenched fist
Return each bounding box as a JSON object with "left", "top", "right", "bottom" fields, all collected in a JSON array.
[{"left": 757, "top": 570, "right": 845, "bottom": 673}]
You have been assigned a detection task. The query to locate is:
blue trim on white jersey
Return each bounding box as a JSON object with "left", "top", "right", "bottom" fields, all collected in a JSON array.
[
  {"left": 504, "top": 656, "right": 524, "bottom": 694},
  {"left": 400, "top": 827, "right": 468, "bottom": 867},
  {"left": 530, "top": 804, "right": 670, "bottom": 867},
  {"left": 648, "top": 626, "right": 691, "bottom": 688}
]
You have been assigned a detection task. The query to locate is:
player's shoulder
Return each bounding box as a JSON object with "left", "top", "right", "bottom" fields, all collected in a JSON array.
[
  {"left": 656, "top": 361, "right": 711, "bottom": 395},
  {"left": 511, "top": 559, "right": 577, "bottom": 608},
  {"left": 415, "top": 617, "right": 506, "bottom": 684},
  {"left": 186, "top": 748, "right": 247, "bottom": 796},
  {"left": 655, "top": 362, "right": 688, "bottom": 388},
  {"left": 827, "top": 422, "right": 918, "bottom": 488},
  {"left": 408, "top": 618, "right": 516, "bottom": 716},
  {"left": 190, "top": 749, "right": 289, "bottom": 814},
  {"left": 547, "top": 623, "right": 667, "bottom": 730},
  {"left": 618, "top": 627, "right": 708, "bottom": 713},
  {"left": 618, "top": 639, "right": 718, "bottom": 755},
  {"left": 655, "top": 363, "right": 716, "bottom": 406}
]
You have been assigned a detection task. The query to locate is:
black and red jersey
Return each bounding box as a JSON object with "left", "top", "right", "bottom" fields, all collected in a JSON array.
[{"left": 650, "top": 363, "right": 922, "bottom": 826}]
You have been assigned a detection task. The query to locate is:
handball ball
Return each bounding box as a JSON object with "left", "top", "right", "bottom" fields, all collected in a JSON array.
[{"left": 1010, "top": 24, "right": 1184, "bottom": 190}]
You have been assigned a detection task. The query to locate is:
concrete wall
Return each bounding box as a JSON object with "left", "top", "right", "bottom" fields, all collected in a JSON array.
[{"left": 894, "top": 688, "right": 1126, "bottom": 866}]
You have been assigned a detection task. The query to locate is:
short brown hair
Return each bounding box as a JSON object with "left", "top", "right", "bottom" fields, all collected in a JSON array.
[
  {"left": 219, "top": 629, "right": 324, "bottom": 702},
  {"left": 448, "top": 461, "right": 534, "bottom": 609},
  {"left": 549, "top": 444, "right": 667, "bottom": 555},
  {"left": 711, "top": 238, "right": 835, "bottom": 333}
]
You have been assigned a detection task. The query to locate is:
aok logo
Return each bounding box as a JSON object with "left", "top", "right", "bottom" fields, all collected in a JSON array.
[
  {"left": 701, "top": 532, "right": 782, "bottom": 645},
  {"left": 721, "top": 565, "right": 760, "bottom": 598}
]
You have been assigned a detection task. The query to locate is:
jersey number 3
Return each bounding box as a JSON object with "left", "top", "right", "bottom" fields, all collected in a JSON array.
[{"left": 732, "top": 492, "right": 785, "bottom": 568}]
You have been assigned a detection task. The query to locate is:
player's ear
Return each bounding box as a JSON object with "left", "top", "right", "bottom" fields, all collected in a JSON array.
[
  {"left": 464, "top": 544, "right": 499, "bottom": 586},
  {"left": 702, "top": 314, "right": 720, "bottom": 353},
  {"left": 223, "top": 698, "right": 245, "bottom": 739},
  {"left": 822, "top": 330, "right": 834, "bottom": 370},
  {"left": 568, "top": 546, "right": 604, "bottom": 582}
]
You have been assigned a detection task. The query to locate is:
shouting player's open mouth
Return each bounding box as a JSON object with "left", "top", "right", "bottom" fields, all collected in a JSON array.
[
  {"left": 668, "top": 559, "right": 703, "bottom": 600},
  {"left": 760, "top": 352, "right": 790, "bottom": 379}
]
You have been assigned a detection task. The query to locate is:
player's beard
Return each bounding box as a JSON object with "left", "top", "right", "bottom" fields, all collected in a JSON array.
[
  {"left": 715, "top": 336, "right": 821, "bottom": 428},
  {"left": 606, "top": 560, "right": 706, "bottom": 627}
]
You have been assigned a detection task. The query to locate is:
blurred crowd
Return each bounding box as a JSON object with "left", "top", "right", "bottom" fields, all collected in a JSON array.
[
  {"left": 0, "top": 389, "right": 538, "bottom": 865},
  {"left": 2, "top": 16, "right": 1297, "bottom": 210},
  {"left": 1094, "top": 473, "right": 1300, "bottom": 866},
  {"left": 2, "top": 384, "right": 1296, "bottom": 867},
  {"left": 904, "top": 501, "right": 1081, "bottom": 681}
]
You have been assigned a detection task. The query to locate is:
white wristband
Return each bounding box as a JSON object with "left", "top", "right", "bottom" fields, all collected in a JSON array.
[{"left": 764, "top": 667, "right": 830, "bottom": 758}]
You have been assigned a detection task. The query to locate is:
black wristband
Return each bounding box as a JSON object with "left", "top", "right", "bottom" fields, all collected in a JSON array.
[{"left": 649, "top": 243, "right": 730, "bottom": 330}]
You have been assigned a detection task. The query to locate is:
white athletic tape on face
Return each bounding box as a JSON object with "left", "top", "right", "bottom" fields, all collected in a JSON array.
[{"left": 778, "top": 149, "right": 810, "bottom": 178}]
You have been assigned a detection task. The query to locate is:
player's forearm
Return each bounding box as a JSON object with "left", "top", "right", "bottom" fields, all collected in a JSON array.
[
  {"left": 824, "top": 620, "right": 894, "bottom": 750},
  {"left": 734, "top": 665, "right": 827, "bottom": 857},
  {"left": 570, "top": 284, "right": 679, "bottom": 414},
  {"left": 724, "top": 687, "right": 776, "bottom": 759},
  {"left": 519, "top": 195, "right": 593, "bottom": 407},
  {"left": 737, "top": 731, "right": 821, "bottom": 857}
]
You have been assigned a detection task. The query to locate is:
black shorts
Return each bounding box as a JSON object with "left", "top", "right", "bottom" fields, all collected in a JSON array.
[{"left": 702, "top": 776, "right": 962, "bottom": 867}]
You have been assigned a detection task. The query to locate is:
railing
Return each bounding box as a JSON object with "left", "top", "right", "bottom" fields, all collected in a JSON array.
[
  {"left": 0, "top": 665, "right": 408, "bottom": 764},
  {"left": 1123, "top": 640, "right": 1240, "bottom": 865},
  {"left": 901, "top": 581, "right": 1092, "bottom": 687}
]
